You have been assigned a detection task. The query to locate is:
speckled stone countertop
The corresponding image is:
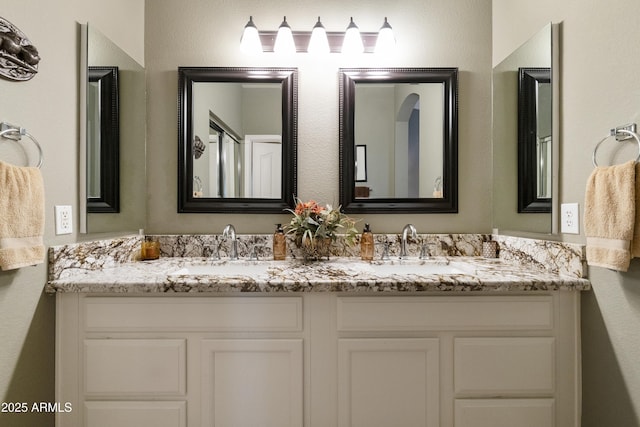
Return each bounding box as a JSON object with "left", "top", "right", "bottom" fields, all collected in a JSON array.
[{"left": 46, "top": 234, "right": 591, "bottom": 293}]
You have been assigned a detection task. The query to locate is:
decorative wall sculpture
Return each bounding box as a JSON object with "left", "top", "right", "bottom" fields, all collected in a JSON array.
[{"left": 0, "top": 16, "right": 40, "bottom": 81}]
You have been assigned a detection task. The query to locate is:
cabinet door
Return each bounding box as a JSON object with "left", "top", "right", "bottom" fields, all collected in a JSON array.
[
  {"left": 338, "top": 338, "right": 439, "bottom": 427},
  {"left": 200, "top": 339, "right": 303, "bottom": 427}
]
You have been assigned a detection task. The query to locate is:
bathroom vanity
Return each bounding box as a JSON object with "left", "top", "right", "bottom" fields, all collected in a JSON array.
[{"left": 48, "top": 234, "right": 590, "bottom": 427}]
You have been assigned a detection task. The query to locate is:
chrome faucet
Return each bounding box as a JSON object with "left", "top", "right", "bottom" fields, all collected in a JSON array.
[
  {"left": 222, "top": 224, "right": 238, "bottom": 260},
  {"left": 399, "top": 224, "right": 417, "bottom": 259}
]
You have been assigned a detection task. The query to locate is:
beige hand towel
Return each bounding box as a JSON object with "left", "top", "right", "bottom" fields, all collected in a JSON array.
[
  {"left": 0, "top": 161, "right": 45, "bottom": 270},
  {"left": 631, "top": 162, "right": 640, "bottom": 258},
  {"left": 584, "top": 160, "right": 636, "bottom": 272}
]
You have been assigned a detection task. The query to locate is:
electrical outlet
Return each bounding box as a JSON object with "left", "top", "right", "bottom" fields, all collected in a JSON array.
[
  {"left": 561, "top": 203, "right": 580, "bottom": 234},
  {"left": 55, "top": 205, "right": 73, "bottom": 235}
]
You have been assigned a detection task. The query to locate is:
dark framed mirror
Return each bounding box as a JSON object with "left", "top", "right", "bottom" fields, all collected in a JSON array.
[
  {"left": 339, "top": 68, "right": 458, "bottom": 213},
  {"left": 80, "top": 23, "right": 146, "bottom": 233},
  {"left": 87, "top": 66, "right": 120, "bottom": 213},
  {"left": 178, "top": 67, "right": 297, "bottom": 213},
  {"left": 518, "top": 67, "right": 551, "bottom": 213},
  {"left": 492, "top": 23, "right": 558, "bottom": 235}
]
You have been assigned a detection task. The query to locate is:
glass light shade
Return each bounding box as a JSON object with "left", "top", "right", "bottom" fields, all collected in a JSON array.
[
  {"left": 375, "top": 17, "right": 396, "bottom": 54},
  {"left": 240, "top": 16, "right": 262, "bottom": 54},
  {"left": 308, "top": 17, "right": 330, "bottom": 54},
  {"left": 274, "top": 16, "right": 295, "bottom": 55},
  {"left": 342, "top": 17, "right": 364, "bottom": 55}
]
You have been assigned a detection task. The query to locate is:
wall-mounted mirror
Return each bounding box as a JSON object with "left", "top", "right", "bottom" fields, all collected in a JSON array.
[
  {"left": 492, "top": 23, "right": 558, "bottom": 234},
  {"left": 178, "top": 67, "right": 297, "bottom": 213},
  {"left": 87, "top": 66, "right": 119, "bottom": 212},
  {"left": 339, "top": 68, "right": 458, "bottom": 213},
  {"left": 518, "top": 67, "right": 551, "bottom": 213},
  {"left": 80, "top": 24, "right": 146, "bottom": 233}
]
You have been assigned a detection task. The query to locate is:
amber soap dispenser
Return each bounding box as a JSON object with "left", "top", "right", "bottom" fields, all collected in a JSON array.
[
  {"left": 360, "top": 223, "right": 374, "bottom": 261},
  {"left": 139, "top": 229, "right": 160, "bottom": 261},
  {"left": 273, "top": 224, "right": 286, "bottom": 260}
]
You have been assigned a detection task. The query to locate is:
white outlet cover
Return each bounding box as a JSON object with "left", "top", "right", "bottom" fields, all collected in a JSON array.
[
  {"left": 561, "top": 203, "right": 580, "bottom": 234},
  {"left": 55, "top": 205, "right": 73, "bottom": 235}
]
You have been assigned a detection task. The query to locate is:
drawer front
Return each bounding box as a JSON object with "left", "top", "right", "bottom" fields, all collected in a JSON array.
[
  {"left": 84, "top": 339, "right": 186, "bottom": 396},
  {"left": 454, "top": 337, "right": 555, "bottom": 396},
  {"left": 454, "top": 399, "right": 555, "bottom": 427},
  {"left": 84, "top": 401, "right": 186, "bottom": 427},
  {"left": 337, "top": 296, "right": 554, "bottom": 331},
  {"left": 83, "top": 296, "right": 302, "bottom": 332}
]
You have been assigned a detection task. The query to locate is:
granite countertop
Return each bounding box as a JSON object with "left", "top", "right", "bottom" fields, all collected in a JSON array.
[{"left": 45, "top": 256, "right": 591, "bottom": 294}]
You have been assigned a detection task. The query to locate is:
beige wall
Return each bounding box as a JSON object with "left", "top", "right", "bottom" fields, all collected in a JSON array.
[
  {"left": 145, "top": 0, "right": 493, "bottom": 234},
  {"left": 493, "top": 0, "right": 640, "bottom": 425},
  {"left": 0, "top": 1, "right": 143, "bottom": 425}
]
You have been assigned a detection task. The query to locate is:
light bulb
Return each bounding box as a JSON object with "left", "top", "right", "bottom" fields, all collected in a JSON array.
[
  {"left": 240, "top": 16, "right": 262, "bottom": 54},
  {"left": 274, "top": 16, "right": 295, "bottom": 55},
  {"left": 375, "top": 17, "right": 396, "bottom": 55},
  {"left": 342, "top": 17, "right": 364, "bottom": 55},
  {"left": 308, "top": 17, "right": 330, "bottom": 54}
]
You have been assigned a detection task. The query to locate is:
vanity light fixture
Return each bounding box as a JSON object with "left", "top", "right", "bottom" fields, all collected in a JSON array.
[
  {"left": 307, "top": 17, "right": 330, "bottom": 55},
  {"left": 240, "top": 16, "right": 262, "bottom": 54},
  {"left": 274, "top": 16, "right": 296, "bottom": 55},
  {"left": 342, "top": 17, "right": 364, "bottom": 55},
  {"left": 241, "top": 16, "right": 394, "bottom": 54},
  {"left": 375, "top": 17, "right": 395, "bottom": 54}
]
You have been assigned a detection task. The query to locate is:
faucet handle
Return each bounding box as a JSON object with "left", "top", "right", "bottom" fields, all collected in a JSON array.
[
  {"left": 419, "top": 244, "right": 428, "bottom": 260},
  {"left": 248, "top": 243, "right": 267, "bottom": 261},
  {"left": 419, "top": 243, "right": 437, "bottom": 260},
  {"left": 211, "top": 241, "right": 222, "bottom": 260},
  {"left": 249, "top": 246, "right": 260, "bottom": 261},
  {"left": 381, "top": 242, "right": 391, "bottom": 260}
]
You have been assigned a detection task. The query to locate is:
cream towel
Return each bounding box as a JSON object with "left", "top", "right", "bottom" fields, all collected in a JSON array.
[
  {"left": 632, "top": 162, "right": 640, "bottom": 258},
  {"left": 0, "top": 161, "right": 45, "bottom": 270},
  {"left": 584, "top": 160, "right": 636, "bottom": 272}
]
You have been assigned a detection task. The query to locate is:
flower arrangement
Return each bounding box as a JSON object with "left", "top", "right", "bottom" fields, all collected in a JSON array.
[{"left": 285, "top": 199, "right": 358, "bottom": 258}]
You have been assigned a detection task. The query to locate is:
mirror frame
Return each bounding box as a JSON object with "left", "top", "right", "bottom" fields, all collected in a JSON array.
[
  {"left": 178, "top": 67, "right": 298, "bottom": 213},
  {"left": 87, "top": 66, "right": 120, "bottom": 213},
  {"left": 339, "top": 68, "right": 458, "bottom": 213},
  {"left": 518, "top": 67, "right": 551, "bottom": 213}
]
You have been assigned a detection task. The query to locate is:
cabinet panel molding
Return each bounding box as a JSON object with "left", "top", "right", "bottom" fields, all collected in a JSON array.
[
  {"left": 337, "top": 296, "right": 553, "bottom": 331},
  {"left": 84, "top": 339, "right": 186, "bottom": 396},
  {"left": 454, "top": 398, "right": 555, "bottom": 427},
  {"left": 338, "top": 338, "right": 440, "bottom": 427},
  {"left": 201, "top": 339, "right": 303, "bottom": 427},
  {"left": 84, "top": 401, "right": 187, "bottom": 427},
  {"left": 454, "top": 337, "right": 555, "bottom": 396},
  {"left": 84, "top": 296, "right": 303, "bottom": 332}
]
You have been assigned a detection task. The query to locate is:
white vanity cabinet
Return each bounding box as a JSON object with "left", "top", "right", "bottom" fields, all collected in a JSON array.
[
  {"left": 56, "top": 292, "right": 581, "bottom": 427},
  {"left": 56, "top": 295, "right": 304, "bottom": 427},
  {"left": 334, "top": 293, "right": 580, "bottom": 427}
]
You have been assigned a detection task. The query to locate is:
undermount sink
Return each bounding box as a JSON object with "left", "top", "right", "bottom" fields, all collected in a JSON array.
[
  {"left": 168, "top": 258, "right": 476, "bottom": 278},
  {"left": 365, "top": 260, "right": 475, "bottom": 275},
  {"left": 169, "top": 262, "right": 274, "bottom": 277}
]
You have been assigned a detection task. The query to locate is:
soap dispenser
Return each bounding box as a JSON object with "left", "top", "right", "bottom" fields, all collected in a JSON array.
[
  {"left": 273, "top": 224, "right": 286, "bottom": 260},
  {"left": 360, "top": 223, "right": 374, "bottom": 261},
  {"left": 140, "top": 229, "right": 160, "bottom": 261}
]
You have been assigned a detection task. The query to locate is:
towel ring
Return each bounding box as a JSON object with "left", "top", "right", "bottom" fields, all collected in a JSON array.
[
  {"left": 592, "top": 129, "right": 640, "bottom": 167},
  {"left": 0, "top": 126, "right": 43, "bottom": 168}
]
